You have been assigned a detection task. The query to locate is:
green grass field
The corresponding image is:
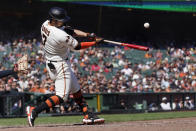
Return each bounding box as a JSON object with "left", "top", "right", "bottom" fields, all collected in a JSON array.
[{"left": 1, "top": 111, "right": 196, "bottom": 127}]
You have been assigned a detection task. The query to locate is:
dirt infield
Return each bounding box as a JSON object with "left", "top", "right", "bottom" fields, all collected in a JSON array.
[{"left": 1, "top": 117, "right": 196, "bottom": 131}]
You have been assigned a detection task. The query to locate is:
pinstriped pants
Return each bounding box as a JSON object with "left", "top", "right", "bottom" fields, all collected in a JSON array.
[{"left": 46, "top": 60, "right": 80, "bottom": 101}]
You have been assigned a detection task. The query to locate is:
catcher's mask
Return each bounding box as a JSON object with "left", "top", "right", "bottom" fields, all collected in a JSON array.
[{"left": 49, "top": 7, "right": 70, "bottom": 24}]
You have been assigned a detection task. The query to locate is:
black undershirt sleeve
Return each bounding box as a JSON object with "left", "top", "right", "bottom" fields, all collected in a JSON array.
[
  {"left": 74, "top": 43, "right": 81, "bottom": 50},
  {"left": 63, "top": 26, "right": 75, "bottom": 36}
]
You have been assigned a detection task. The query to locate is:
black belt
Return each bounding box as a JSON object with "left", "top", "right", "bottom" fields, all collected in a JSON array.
[{"left": 48, "top": 58, "right": 68, "bottom": 63}]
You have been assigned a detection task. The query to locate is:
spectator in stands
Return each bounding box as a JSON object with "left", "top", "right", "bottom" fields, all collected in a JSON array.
[
  {"left": 104, "top": 62, "right": 113, "bottom": 73},
  {"left": 118, "top": 55, "right": 126, "bottom": 66},
  {"left": 29, "top": 80, "right": 41, "bottom": 93},
  {"left": 184, "top": 96, "right": 194, "bottom": 109},
  {"left": 0, "top": 84, "right": 4, "bottom": 91},
  {"left": 121, "top": 64, "right": 133, "bottom": 77},
  {"left": 172, "top": 98, "right": 183, "bottom": 110},
  {"left": 155, "top": 49, "right": 162, "bottom": 59},
  {"left": 161, "top": 77, "right": 171, "bottom": 92},
  {"left": 11, "top": 79, "right": 19, "bottom": 92},
  {"left": 119, "top": 99, "right": 128, "bottom": 110},
  {"left": 144, "top": 51, "right": 153, "bottom": 59},
  {"left": 18, "top": 77, "right": 28, "bottom": 92},
  {"left": 160, "top": 97, "right": 171, "bottom": 110},
  {"left": 132, "top": 71, "right": 140, "bottom": 80},
  {"left": 148, "top": 102, "right": 158, "bottom": 111},
  {"left": 91, "top": 63, "right": 101, "bottom": 72},
  {"left": 111, "top": 58, "right": 119, "bottom": 68}
]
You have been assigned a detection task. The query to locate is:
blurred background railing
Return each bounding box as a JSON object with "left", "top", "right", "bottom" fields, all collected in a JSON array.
[{"left": 0, "top": 92, "right": 195, "bottom": 118}]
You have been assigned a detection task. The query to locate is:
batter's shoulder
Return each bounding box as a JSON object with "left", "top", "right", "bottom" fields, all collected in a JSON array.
[{"left": 53, "top": 28, "right": 69, "bottom": 42}]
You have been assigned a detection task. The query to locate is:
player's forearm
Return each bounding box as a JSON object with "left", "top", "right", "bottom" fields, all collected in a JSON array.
[
  {"left": 63, "top": 26, "right": 95, "bottom": 38},
  {"left": 62, "top": 26, "right": 87, "bottom": 37},
  {"left": 73, "top": 29, "right": 88, "bottom": 37}
]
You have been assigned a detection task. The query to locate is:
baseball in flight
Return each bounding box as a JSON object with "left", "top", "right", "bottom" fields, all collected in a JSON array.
[{"left": 144, "top": 22, "right": 150, "bottom": 28}]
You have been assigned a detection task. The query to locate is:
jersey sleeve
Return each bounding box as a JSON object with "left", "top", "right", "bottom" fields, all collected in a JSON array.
[
  {"left": 65, "top": 35, "right": 79, "bottom": 49},
  {"left": 57, "top": 31, "right": 78, "bottom": 50}
]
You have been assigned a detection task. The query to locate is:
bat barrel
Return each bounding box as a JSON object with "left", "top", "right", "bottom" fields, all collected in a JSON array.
[
  {"left": 103, "top": 39, "right": 149, "bottom": 51},
  {"left": 122, "top": 43, "right": 149, "bottom": 51}
]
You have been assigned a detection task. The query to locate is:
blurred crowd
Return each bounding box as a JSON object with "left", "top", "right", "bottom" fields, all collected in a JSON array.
[
  {"left": 0, "top": 38, "right": 196, "bottom": 95},
  {"left": 73, "top": 44, "right": 196, "bottom": 94}
]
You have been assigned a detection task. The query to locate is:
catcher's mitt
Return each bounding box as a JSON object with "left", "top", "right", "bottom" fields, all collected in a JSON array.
[{"left": 17, "top": 54, "right": 28, "bottom": 71}]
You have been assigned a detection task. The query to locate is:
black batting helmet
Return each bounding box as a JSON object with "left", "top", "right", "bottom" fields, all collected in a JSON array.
[{"left": 49, "top": 7, "right": 70, "bottom": 23}]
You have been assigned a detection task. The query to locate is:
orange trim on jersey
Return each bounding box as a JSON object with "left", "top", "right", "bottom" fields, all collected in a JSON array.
[
  {"left": 51, "top": 96, "right": 60, "bottom": 105},
  {"left": 83, "top": 107, "right": 88, "bottom": 113},
  {"left": 45, "top": 99, "right": 53, "bottom": 108},
  {"left": 81, "top": 42, "right": 96, "bottom": 49},
  {"left": 62, "top": 63, "right": 66, "bottom": 98}
]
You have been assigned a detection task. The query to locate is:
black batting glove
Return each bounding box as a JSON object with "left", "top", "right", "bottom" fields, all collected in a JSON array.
[
  {"left": 87, "top": 33, "right": 96, "bottom": 41},
  {"left": 95, "top": 37, "right": 104, "bottom": 44}
]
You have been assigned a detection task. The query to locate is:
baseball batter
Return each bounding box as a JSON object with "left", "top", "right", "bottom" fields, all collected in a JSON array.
[{"left": 26, "top": 7, "right": 104, "bottom": 127}]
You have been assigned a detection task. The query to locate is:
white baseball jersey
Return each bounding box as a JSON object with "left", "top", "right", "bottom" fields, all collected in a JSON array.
[
  {"left": 41, "top": 20, "right": 78, "bottom": 61},
  {"left": 40, "top": 20, "right": 80, "bottom": 101}
]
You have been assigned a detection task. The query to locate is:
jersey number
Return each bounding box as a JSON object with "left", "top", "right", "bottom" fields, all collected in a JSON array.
[{"left": 42, "top": 34, "right": 47, "bottom": 45}]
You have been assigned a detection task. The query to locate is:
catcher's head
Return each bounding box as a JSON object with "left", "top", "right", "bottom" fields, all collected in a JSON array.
[{"left": 48, "top": 7, "right": 70, "bottom": 28}]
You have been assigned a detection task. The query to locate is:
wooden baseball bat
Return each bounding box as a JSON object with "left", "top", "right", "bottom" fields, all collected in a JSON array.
[{"left": 103, "top": 39, "right": 149, "bottom": 51}]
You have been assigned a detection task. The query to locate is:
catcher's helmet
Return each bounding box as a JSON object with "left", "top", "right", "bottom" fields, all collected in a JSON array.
[{"left": 49, "top": 7, "right": 70, "bottom": 23}]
